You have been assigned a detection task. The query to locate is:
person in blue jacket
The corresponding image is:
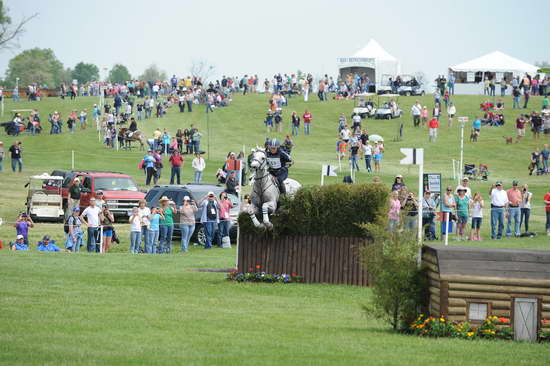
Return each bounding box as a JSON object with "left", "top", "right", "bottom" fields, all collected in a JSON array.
[
  {"left": 10, "top": 235, "right": 29, "bottom": 251},
  {"left": 37, "top": 235, "right": 60, "bottom": 252}
]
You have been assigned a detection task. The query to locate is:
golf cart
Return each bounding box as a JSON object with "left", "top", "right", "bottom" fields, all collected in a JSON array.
[
  {"left": 397, "top": 75, "right": 425, "bottom": 96},
  {"left": 376, "top": 74, "right": 394, "bottom": 94},
  {"left": 25, "top": 173, "right": 65, "bottom": 222},
  {"left": 352, "top": 93, "right": 376, "bottom": 118},
  {"left": 374, "top": 94, "right": 402, "bottom": 119}
]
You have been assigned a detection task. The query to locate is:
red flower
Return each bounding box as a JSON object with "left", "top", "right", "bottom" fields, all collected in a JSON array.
[
  {"left": 248, "top": 266, "right": 253, "bottom": 272},
  {"left": 255, "top": 265, "right": 261, "bottom": 269},
  {"left": 543, "top": 318, "right": 550, "bottom": 324},
  {"left": 499, "top": 317, "right": 509, "bottom": 323},
  {"left": 291, "top": 272, "right": 297, "bottom": 277}
]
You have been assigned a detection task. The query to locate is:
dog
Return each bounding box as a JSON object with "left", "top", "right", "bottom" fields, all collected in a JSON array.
[
  {"left": 503, "top": 136, "right": 513, "bottom": 144},
  {"left": 470, "top": 129, "right": 478, "bottom": 142}
]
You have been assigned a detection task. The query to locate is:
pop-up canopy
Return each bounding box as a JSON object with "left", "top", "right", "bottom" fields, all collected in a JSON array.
[{"left": 449, "top": 51, "right": 538, "bottom": 83}]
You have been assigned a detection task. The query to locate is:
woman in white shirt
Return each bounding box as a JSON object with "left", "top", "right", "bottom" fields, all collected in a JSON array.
[
  {"left": 362, "top": 142, "right": 373, "bottom": 172},
  {"left": 469, "top": 192, "right": 484, "bottom": 241},
  {"left": 447, "top": 102, "right": 456, "bottom": 127},
  {"left": 192, "top": 153, "right": 206, "bottom": 183}
]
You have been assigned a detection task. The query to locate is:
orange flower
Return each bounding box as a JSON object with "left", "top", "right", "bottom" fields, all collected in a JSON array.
[
  {"left": 543, "top": 318, "right": 550, "bottom": 324},
  {"left": 499, "top": 317, "right": 509, "bottom": 323}
]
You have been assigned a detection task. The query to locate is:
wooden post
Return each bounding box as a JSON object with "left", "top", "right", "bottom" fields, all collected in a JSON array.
[{"left": 440, "top": 280, "right": 449, "bottom": 317}]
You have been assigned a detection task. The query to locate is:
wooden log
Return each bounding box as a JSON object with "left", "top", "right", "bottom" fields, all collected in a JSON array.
[
  {"left": 431, "top": 301, "right": 440, "bottom": 312},
  {"left": 429, "top": 279, "right": 440, "bottom": 289},
  {"left": 427, "top": 270, "right": 440, "bottom": 282},
  {"left": 429, "top": 286, "right": 440, "bottom": 297},
  {"left": 448, "top": 298, "right": 511, "bottom": 310},
  {"left": 430, "top": 294, "right": 440, "bottom": 305},
  {"left": 448, "top": 282, "right": 550, "bottom": 295},
  {"left": 543, "top": 303, "right": 550, "bottom": 311},
  {"left": 422, "top": 261, "right": 439, "bottom": 273},
  {"left": 441, "top": 275, "right": 550, "bottom": 287},
  {"left": 449, "top": 290, "right": 512, "bottom": 300},
  {"left": 448, "top": 306, "right": 466, "bottom": 315},
  {"left": 422, "top": 252, "right": 438, "bottom": 266},
  {"left": 446, "top": 315, "right": 465, "bottom": 322}
]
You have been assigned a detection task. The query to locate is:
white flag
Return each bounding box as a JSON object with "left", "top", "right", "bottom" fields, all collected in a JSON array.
[
  {"left": 400, "top": 148, "right": 424, "bottom": 165},
  {"left": 322, "top": 165, "right": 338, "bottom": 177}
]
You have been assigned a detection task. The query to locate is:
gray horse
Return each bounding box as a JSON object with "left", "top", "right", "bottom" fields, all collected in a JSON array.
[{"left": 248, "top": 149, "right": 300, "bottom": 230}]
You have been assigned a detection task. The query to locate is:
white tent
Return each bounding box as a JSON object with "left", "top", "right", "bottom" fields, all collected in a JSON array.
[
  {"left": 449, "top": 51, "right": 538, "bottom": 83},
  {"left": 337, "top": 39, "right": 401, "bottom": 92}
]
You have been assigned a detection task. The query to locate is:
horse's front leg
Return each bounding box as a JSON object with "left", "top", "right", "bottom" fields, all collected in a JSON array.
[
  {"left": 262, "top": 202, "right": 274, "bottom": 230},
  {"left": 248, "top": 204, "right": 264, "bottom": 229}
]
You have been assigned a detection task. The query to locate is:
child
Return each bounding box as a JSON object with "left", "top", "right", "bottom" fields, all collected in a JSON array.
[
  {"left": 469, "top": 193, "right": 484, "bottom": 241},
  {"left": 129, "top": 207, "right": 142, "bottom": 254},
  {"left": 421, "top": 106, "right": 428, "bottom": 126},
  {"left": 79, "top": 109, "right": 88, "bottom": 129}
]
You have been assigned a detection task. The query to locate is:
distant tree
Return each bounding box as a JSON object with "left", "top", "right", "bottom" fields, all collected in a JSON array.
[
  {"left": 108, "top": 64, "right": 131, "bottom": 84},
  {"left": 4, "top": 48, "right": 65, "bottom": 88},
  {"left": 0, "top": 0, "right": 37, "bottom": 51},
  {"left": 535, "top": 61, "right": 550, "bottom": 68},
  {"left": 139, "top": 64, "right": 167, "bottom": 82},
  {"left": 190, "top": 59, "right": 215, "bottom": 82},
  {"left": 71, "top": 62, "right": 99, "bottom": 84}
]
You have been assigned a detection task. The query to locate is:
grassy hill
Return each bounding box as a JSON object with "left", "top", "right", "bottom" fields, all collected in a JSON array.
[{"left": 1, "top": 92, "right": 549, "bottom": 365}]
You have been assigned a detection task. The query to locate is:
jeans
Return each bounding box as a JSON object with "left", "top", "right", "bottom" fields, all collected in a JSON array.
[
  {"left": 0, "top": 157, "right": 3, "bottom": 172},
  {"left": 422, "top": 216, "right": 436, "bottom": 240},
  {"left": 404, "top": 216, "right": 417, "bottom": 232},
  {"left": 520, "top": 208, "right": 530, "bottom": 232},
  {"left": 141, "top": 226, "right": 148, "bottom": 252},
  {"left": 87, "top": 227, "right": 99, "bottom": 252},
  {"left": 194, "top": 170, "right": 203, "bottom": 183},
  {"left": 304, "top": 123, "right": 310, "bottom": 135},
  {"left": 292, "top": 125, "right": 299, "bottom": 136},
  {"left": 11, "top": 158, "right": 23, "bottom": 172},
  {"left": 218, "top": 220, "right": 230, "bottom": 238},
  {"left": 365, "top": 156, "right": 372, "bottom": 172},
  {"left": 187, "top": 101, "right": 193, "bottom": 112},
  {"left": 506, "top": 207, "right": 521, "bottom": 237},
  {"left": 159, "top": 224, "right": 174, "bottom": 253},
  {"left": 146, "top": 230, "right": 159, "bottom": 254},
  {"left": 204, "top": 221, "right": 216, "bottom": 249},
  {"left": 547, "top": 212, "right": 550, "bottom": 231},
  {"left": 350, "top": 155, "right": 359, "bottom": 171},
  {"left": 513, "top": 97, "right": 520, "bottom": 109},
  {"left": 490, "top": 207, "right": 504, "bottom": 239},
  {"left": 170, "top": 166, "right": 181, "bottom": 184},
  {"left": 145, "top": 167, "right": 155, "bottom": 185},
  {"left": 66, "top": 230, "right": 83, "bottom": 252},
  {"left": 130, "top": 231, "right": 141, "bottom": 253},
  {"left": 180, "top": 224, "right": 195, "bottom": 252}
]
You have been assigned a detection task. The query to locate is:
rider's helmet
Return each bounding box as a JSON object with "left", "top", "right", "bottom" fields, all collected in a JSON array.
[{"left": 268, "top": 138, "right": 280, "bottom": 151}]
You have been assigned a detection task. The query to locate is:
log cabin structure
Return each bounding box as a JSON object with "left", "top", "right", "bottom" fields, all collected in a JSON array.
[{"left": 422, "top": 245, "right": 550, "bottom": 341}]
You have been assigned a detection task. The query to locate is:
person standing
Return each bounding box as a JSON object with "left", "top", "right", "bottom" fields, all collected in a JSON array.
[
  {"left": 129, "top": 207, "right": 142, "bottom": 254},
  {"left": 541, "top": 144, "right": 550, "bottom": 173},
  {"left": 402, "top": 192, "right": 419, "bottom": 233},
  {"left": 218, "top": 192, "right": 233, "bottom": 247},
  {"left": 350, "top": 141, "right": 360, "bottom": 172},
  {"left": 67, "top": 178, "right": 82, "bottom": 219},
  {"left": 422, "top": 191, "right": 437, "bottom": 240},
  {"left": 158, "top": 197, "right": 175, "bottom": 254},
  {"left": 362, "top": 141, "right": 372, "bottom": 172},
  {"left": 153, "top": 148, "right": 163, "bottom": 184},
  {"left": 0, "top": 141, "right": 4, "bottom": 172},
  {"left": 200, "top": 192, "right": 220, "bottom": 249},
  {"left": 506, "top": 180, "right": 522, "bottom": 238},
  {"left": 179, "top": 196, "right": 197, "bottom": 252},
  {"left": 469, "top": 193, "right": 484, "bottom": 241},
  {"left": 520, "top": 184, "right": 532, "bottom": 234},
  {"left": 428, "top": 117, "right": 439, "bottom": 142},
  {"left": 9, "top": 141, "right": 23, "bottom": 173},
  {"left": 512, "top": 87, "right": 521, "bottom": 109},
  {"left": 411, "top": 101, "right": 421, "bottom": 127},
  {"left": 192, "top": 128, "right": 202, "bottom": 154},
  {"left": 489, "top": 182, "right": 509, "bottom": 240},
  {"left": 388, "top": 191, "right": 401, "bottom": 232},
  {"left": 14, "top": 213, "right": 34, "bottom": 244},
  {"left": 143, "top": 150, "right": 156, "bottom": 186},
  {"left": 441, "top": 186, "right": 456, "bottom": 241},
  {"left": 146, "top": 207, "right": 163, "bottom": 254},
  {"left": 169, "top": 150, "right": 184, "bottom": 185},
  {"left": 291, "top": 112, "right": 300, "bottom": 136},
  {"left": 455, "top": 177, "right": 472, "bottom": 198},
  {"left": 447, "top": 102, "right": 456, "bottom": 127},
  {"left": 303, "top": 110, "right": 312, "bottom": 135},
  {"left": 66, "top": 207, "right": 83, "bottom": 252},
  {"left": 455, "top": 188, "right": 470, "bottom": 241},
  {"left": 544, "top": 187, "right": 550, "bottom": 236},
  {"left": 100, "top": 206, "right": 114, "bottom": 252},
  {"left": 192, "top": 153, "right": 206, "bottom": 183},
  {"left": 80, "top": 198, "right": 103, "bottom": 252}
]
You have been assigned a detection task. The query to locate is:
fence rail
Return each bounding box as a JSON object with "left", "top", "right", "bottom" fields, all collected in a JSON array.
[{"left": 238, "top": 234, "right": 369, "bottom": 286}]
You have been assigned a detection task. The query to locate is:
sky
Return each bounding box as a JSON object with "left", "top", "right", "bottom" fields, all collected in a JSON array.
[{"left": 1, "top": 0, "right": 548, "bottom": 82}]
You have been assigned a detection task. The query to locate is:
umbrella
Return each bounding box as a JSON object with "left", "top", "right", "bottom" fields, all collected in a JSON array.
[{"left": 369, "top": 134, "right": 384, "bottom": 142}]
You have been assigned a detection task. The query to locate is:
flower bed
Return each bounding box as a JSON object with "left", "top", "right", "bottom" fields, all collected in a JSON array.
[
  {"left": 409, "top": 315, "right": 513, "bottom": 340},
  {"left": 227, "top": 265, "right": 303, "bottom": 284}
]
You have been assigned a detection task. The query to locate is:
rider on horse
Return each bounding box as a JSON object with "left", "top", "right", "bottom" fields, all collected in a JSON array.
[{"left": 266, "top": 138, "right": 293, "bottom": 195}]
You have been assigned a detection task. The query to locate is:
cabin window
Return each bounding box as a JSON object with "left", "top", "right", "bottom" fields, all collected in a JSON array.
[{"left": 468, "top": 302, "right": 488, "bottom": 322}]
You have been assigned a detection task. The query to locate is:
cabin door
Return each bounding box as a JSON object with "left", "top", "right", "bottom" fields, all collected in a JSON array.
[{"left": 513, "top": 298, "right": 537, "bottom": 341}]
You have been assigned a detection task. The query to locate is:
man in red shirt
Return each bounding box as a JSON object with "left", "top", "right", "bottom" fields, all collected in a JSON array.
[
  {"left": 428, "top": 117, "right": 439, "bottom": 142},
  {"left": 169, "top": 150, "right": 184, "bottom": 184},
  {"left": 303, "top": 110, "right": 312, "bottom": 135},
  {"left": 506, "top": 180, "right": 522, "bottom": 237},
  {"left": 516, "top": 115, "right": 526, "bottom": 142},
  {"left": 544, "top": 187, "right": 550, "bottom": 236}
]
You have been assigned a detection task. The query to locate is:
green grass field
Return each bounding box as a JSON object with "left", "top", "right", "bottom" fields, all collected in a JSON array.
[{"left": 1, "top": 93, "right": 549, "bottom": 365}]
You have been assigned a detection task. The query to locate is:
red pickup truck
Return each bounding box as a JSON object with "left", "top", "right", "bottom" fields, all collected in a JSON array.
[{"left": 58, "top": 170, "right": 145, "bottom": 217}]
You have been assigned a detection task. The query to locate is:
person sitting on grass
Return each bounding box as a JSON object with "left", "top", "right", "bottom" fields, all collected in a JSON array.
[
  {"left": 10, "top": 235, "right": 28, "bottom": 251},
  {"left": 37, "top": 235, "right": 61, "bottom": 252}
]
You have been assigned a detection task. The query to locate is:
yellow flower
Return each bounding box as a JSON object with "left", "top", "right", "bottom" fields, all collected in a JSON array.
[
  {"left": 467, "top": 332, "right": 474, "bottom": 337},
  {"left": 440, "top": 317, "right": 445, "bottom": 322}
]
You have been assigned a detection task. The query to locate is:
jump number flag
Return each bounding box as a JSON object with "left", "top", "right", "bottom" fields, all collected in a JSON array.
[
  {"left": 400, "top": 148, "right": 424, "bottom": 165},
  {"left": 322, "top": 165, "right": 338, "bottom": 177}
]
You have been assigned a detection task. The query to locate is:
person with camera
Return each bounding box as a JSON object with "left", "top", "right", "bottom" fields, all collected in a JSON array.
[
  {"left": 8, "top": 140, "right": 23, "bottom": 173},
  {"left": 218, "top": 192, "right": 234, "bottom": 247},
  {"left": 200, "top": 192, "right": 220, "bottom": 249},
  {"left": 80, "top": 198, "right": 103, "bottom": 253},
  {"left": 422, "top": 191, "right": 438, "bottom": 240},
  {"left": 66, "top": 207, "right": 83, "bottom": 252},
  {"left": 14, "top": 212, "right": 34, "bottom": 245},
  {"left": 179, "top": 196, "right": 198, "bottom": 252},
  {"left": 99, "top": 206, "right": 115, "bottom": 252}
]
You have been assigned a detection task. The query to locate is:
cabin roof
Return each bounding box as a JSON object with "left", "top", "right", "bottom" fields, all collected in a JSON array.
[{"left": 424, "top": 245, "right": 550, "bottom": 281}]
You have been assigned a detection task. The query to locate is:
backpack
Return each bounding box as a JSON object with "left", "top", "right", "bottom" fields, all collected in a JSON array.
[
  {"left": 206, "top": 200, "right": 218, "bottom": 220},
  {"left": 64, "top": 216, "right": 73, "bottom": 234}
]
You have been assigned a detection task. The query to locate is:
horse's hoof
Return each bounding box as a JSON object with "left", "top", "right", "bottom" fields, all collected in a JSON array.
[{"left": 264, "top": 222, "right": 273, "bottom": 230}]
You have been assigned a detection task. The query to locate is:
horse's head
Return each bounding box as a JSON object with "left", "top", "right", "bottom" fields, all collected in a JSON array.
[{"left": 249, "top": 149, "right": 267, "bottom": 171}]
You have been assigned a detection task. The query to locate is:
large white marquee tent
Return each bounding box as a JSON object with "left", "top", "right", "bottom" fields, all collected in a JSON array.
[
  {"left": 449, "top": 51, "right": 538, "bottom": 83},
  {"left": 337, "top": 39, "right": 401, "bottom": 92}
]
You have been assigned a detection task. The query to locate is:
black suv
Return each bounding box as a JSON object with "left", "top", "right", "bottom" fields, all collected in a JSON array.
[{"left": 144, "top": 184, "right": 239, "bottom": 245}]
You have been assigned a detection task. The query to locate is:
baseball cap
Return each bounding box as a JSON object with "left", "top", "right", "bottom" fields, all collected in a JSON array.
[
  {"left": 207, "top": 191, "right": 215, "bottom": 196},
  {"left": 462, "top": 177, "right": 469, "bottom": 181},
  {"left": 73, "top": 207, "right": 80, "bottom": 212},
  {"left": 96, "top": 190, "right": 104, "bottom": 195},
  {"left": 512, "top": 180, "right": 519, "bottom": 186},
  {"left": 183, "top": 196, "right": 191, "bottom": 201},
  {"left": 16, "top": 234, "right": 24, "bottom": 240},
  {"left": 495, "top": 181, "right": 503, "bottom": 186},
  {"left": 42, "top": 235, "right": 50, "bottom": 241}
]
